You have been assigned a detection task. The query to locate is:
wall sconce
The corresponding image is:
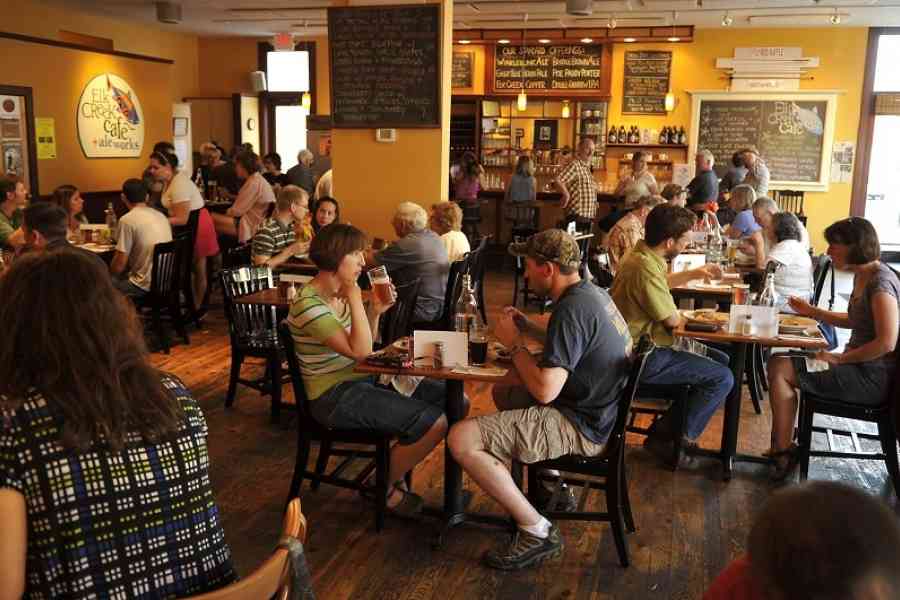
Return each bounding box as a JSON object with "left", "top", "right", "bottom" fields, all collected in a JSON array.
[
  {"left": 517, "top": 89, "right": 528, "bottom": 111},
  {"left": 665, "top": 91, "right": 678, "bottom": 112},
  {"left": 562, "top": 101, "right": 571, "bottom": 119},
  {"left": 301, "top": 91, "right": 311, "bottom": 110}
]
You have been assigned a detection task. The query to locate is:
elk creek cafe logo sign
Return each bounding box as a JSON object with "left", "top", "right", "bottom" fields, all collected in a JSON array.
[{"left": 77, "top": 73, "right": 145, "bottom": 158}]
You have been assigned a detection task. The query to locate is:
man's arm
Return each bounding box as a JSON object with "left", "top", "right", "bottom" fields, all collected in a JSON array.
[
  {"left": 110, "top": 250, "right": 128, "bottom": 275},
  {"left": 666, "top": 263, "right": 722, "bottom": 288}
]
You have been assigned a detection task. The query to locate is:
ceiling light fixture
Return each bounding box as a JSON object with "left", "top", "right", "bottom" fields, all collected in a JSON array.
[
  {"left": 624, "top": 37, "right": 637, "bottom": 42},
  {"left": 498, "top": 38, "right": 510, "bottom": 44},
  {"left": 667, "top": 11, "right": 680, "bottom": 42},
  {"left": 580, "top": 37, "right": 594, "bottom": 43},
  {"left": 562, "top": 101, "right": 571, "bottom": 119},
  {"left": 538, "top": 38, "right": 551, "bottom": 44},
  {"left": 459, "top": 39, "right": 471, "bottom": 44},
  {"left": 518, "top": 20, "right": 528, "bottom": 111},
  {"left": 608, "top": 15, "right": 617, "bottom": 29},
  {"left": 829, "top": 8, "right": 841, "bottom": 24},
  {"left": 722, "top": 12, "right": 733, "bottom": 26}
]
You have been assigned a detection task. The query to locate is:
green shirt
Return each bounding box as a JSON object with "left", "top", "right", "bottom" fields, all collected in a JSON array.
[
  {"left": 287, "top": 284, "right": 366, "bottom": 400},
  {"left": 610, "top": 240, "right": 678, "bottom": 347},
  {"left": 0, "top": 208, "right": 23, "bottom": 248}
]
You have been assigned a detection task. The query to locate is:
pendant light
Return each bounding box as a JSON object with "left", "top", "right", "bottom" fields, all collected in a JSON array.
[
  {"left": 667, "top": 11, "right": 681, "bottom": 42},
  {"left": 562, "top": 101, "right": 571, "bottom": 119},
  {"left": 517, "top": 19, "right": 528, "bottom": 111},
  {"left": 301, "top": 91, "right": 311, "bottom": 110}
]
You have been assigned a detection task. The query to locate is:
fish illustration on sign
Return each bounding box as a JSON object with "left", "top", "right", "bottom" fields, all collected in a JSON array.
[
  {"left": 107, "top": 75, "right": 140, "bottom": 126},
  {"left": 791, "top": 102, "right": 823, "bottom": 136}
]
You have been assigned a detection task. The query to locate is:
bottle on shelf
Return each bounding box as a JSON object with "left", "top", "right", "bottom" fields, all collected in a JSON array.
[
  {"left": 608, "top": 126, "right": 617, "bottom": 144},
  {"left": 618, "top": 125, "right": 626, "bottom": 143},
  {"left": 454, "top": 274, "right": 483, "bottom": 334},
  {"left": 659, "top": 127, "right": 668, "bottom": 145},
  {"left": 678, "top": 126, "right": 687, "bottom": 145}
]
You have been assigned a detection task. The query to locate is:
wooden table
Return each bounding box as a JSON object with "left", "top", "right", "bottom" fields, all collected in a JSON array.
[
  {"left": 356, "top": 360, "right": 521, "bottom": 546},
  {"left": 675, "top": 316, "right": 828, "bottom": 480}
]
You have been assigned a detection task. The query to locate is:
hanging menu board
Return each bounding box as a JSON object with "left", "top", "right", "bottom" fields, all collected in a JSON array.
[
  {"left": 622, "top": 51, "right": 672, "bottom": 115},
  {"left": 328, "top": 5, "right": 440, "bottom": 128},
  {"left": 492, "top": 44, "right": 605, "bottom": 94},
  {"left": 452, "top": 52, "right": 474, "bottom": 88},
  {"left": 691, "top": 94, "right": 836, "bottom": 190}
]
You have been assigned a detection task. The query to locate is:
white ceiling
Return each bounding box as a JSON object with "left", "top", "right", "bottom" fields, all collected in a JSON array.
[{"left": 41, "top": 0, "right": 900, "bottom": 38}]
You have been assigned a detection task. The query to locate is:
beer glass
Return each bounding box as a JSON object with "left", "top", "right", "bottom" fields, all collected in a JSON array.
[{"left": 367, "top": 266, "right": 394, "bottom": 305}]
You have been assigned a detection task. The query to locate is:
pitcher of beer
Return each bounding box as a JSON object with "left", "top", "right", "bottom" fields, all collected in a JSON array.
[{"left": 367, "top": 266, "right": 395, "bottom": 305}]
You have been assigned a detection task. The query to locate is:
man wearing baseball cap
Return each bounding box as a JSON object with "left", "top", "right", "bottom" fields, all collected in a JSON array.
[{"left": 448, "top": 229, "right": 633, "bottom": 571}]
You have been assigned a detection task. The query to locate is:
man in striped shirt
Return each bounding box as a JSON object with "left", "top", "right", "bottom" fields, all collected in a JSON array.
[{"left": 251, "top": 185, "right": 311, "bottom": 268}]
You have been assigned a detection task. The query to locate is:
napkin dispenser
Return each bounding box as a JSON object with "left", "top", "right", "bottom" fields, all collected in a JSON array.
[
  {"left": 728, "top": 305, "right": 778, "bottom": 338},
  {"left": 413, "top": 330, "right": 468, "bottom": 368}
]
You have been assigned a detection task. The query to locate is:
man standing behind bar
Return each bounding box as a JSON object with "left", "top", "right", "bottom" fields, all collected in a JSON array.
[
  {"left": 686, "top": 149, "right": 719, "bottom": 209},
  {"left": 448, "top": 230, "right": 632, "bottom": 570},
  {"left": 554, "top": 138, "right": 597, "bottom": 224},
  {"left": 610, "top": 204, "right": 733, "bottom": 466}
]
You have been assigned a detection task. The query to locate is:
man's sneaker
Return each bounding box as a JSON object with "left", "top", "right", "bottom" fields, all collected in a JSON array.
[
  {"left": 643, "top": 433, "right": 698, "bottom": 469},
  {"left": 532, "top": 483, "right": 578, "bottom": 513},
  {"left": 483, "top": 525, "right": 564, "bottom": 571}
]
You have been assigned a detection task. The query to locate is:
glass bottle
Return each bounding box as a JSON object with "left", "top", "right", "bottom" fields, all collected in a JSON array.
[
  {"left": 659, "top": 127, "right": 668, "bottom": 145},
  {"left": 454, "top": 274, "right": 483, "bottom": 334},
  {"left": 707, "top": 218, "right": 723, "bottom": 263},
  {"left": 105, "top": 202, "right": 118, "bottom": 243},
  {"left": 757, "top": 273, "right": 780, "bottom": 308},
  {"left": 608, "top": 125, "right": 617, "bottom": 144},
  {"left": 678, "top": 126, "right": 687, "bottom": 145},
  {"left": 618, "top": 125, "right": 626, "bottom": 143}
]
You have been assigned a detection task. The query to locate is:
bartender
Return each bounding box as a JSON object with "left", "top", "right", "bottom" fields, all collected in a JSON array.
[{"left": 553, "top": 137, "right": 597, "bottom": 227}]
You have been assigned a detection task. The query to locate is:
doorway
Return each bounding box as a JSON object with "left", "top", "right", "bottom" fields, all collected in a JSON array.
[{"left": 0, "top": 84, "right": 39, "bottom": 197}]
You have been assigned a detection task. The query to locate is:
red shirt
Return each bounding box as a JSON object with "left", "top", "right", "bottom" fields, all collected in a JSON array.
[{"left": 704, "top": 556, "right": 765, "bottom": 600}]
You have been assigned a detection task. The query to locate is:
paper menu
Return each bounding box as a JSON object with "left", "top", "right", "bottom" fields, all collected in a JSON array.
[{"left": 413, "top": 330, "right": 468, "bottom": 368}]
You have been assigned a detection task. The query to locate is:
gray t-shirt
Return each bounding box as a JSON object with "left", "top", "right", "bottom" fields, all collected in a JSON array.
[
  {"left": 847, "top": 263, "right": 900, "bottom": 367},
  {"left": 376, "top": 229, "right": 449, "bottom": 323},
  {"left": 540, "top": 280, "right": 633, "bottom": 445},
  {"left": 116, "top": 205, "right": 173, "bottom": 291}
]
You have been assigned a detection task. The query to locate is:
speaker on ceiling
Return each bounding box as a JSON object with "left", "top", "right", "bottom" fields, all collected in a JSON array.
[
  {"left": 156, "top": 2, "right": 182, "bottom": 24},
  {"left": 566, "top": 0, "right": 593, "bottom": 16},
  {"left": 250, "top": 71, "right": 267, "bottom": 93}
]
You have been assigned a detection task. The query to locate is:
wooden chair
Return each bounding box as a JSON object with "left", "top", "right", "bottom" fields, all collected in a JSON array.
[
  {"left": 172, "top": 208, "right": 202, "bottom": 329},
  {"left": 798, "top": 352, "right": 900, "bottom": 497},
  {"left": 278, "top": 322, "right": 400, "bottom": 532},
  {"left": 415, "top": 254, "right": 470, "bottom": 332},
  {"left": 512, "top": 336, "right": 654, "bottom": 567},
  {"left": 379, "top": 277, "right": 421, "bottom": 346},
  {"left": 466, "top": 235, "right": 491, "bottom": 325},
  {"left": 504, "top": 203, "right": 539, "bottom": 242},
  {"left": 627, "top": 383, "right": 691, "bottom": 470},
  {"left": 811, "top": 254, "right": 834, "bottom": 309},
  {"left": 220, "top": 266, "right": 289, "bottom": 423},
  {"left": 136, "top": 238, "right": 190, "bottom": 354},
  {"left": 224, "top": 241, "right": 253, "bottom": 269},
  {"left": 187, "top": 499, "right": 309, "bottom": 600}
]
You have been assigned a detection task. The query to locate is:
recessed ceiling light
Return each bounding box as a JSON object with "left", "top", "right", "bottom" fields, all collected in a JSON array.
[
  {"left": 829, "top": 8, "right": 841, "bottom": 24},
  {"left": 721, "top": 12, "right": 733, "bottom": 26},
  {"left": 538, "top": 38, "right": 551, "bottom": 44},
  {"left": 623, "top": 37, "right": 637, "bottom": 42},
  {"left": 580, "top": 37, "right": 593, "bottom": 43},
  {"left": 459, "top": 39, "right": 471, "bottom": 44},
  {"left": 498, "top": 39, "right": 510, "bottom": 44},
  {"left": 667, "top": 36, "right": 681, "bottom": 42}
]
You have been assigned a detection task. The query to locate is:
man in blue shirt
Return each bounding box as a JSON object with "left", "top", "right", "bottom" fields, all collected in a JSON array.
[
  {"left": 686, "top": 149, "right": 719, "bottom": 208},
  {"left": 448, "top": 229, "right": 632, "bottom": 571}
]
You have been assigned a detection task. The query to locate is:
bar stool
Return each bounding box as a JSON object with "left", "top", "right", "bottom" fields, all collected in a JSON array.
[{"left": 461, "top": 199, "right": 483, "bottom": 245}]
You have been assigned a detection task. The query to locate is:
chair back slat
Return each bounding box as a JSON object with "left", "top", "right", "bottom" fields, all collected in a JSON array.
[
  {"left": 602, "top": 336, "right": 655, "bottom": 459},
  {"left": 149, "top": 239, "right": 186, "bottom": 298},
  {"left": 278, "top": 321, "right": 313, "bottom": 418},
  {"left": 220, "top": 266, "right": 277, "bottom": 341},
  {"left": 381, "top": 278, "right": 421, "bottom": 345}
]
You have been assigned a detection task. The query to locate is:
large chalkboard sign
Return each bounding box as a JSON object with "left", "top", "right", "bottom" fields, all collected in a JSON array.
[
  {"left": 492, "top": 44, "right": 604, "bottom": 94},
  {"left": 623, "top": 51, "right": 671, "bottom": 115},
  {"left": 452, "top": 52, "right": 473, "bottom": 88},
  {"left": 328, "top": 5, "right": 441, "bottom": 128},
  {"left": 690, "top": 93, "right": 837, "bottom": 190}
]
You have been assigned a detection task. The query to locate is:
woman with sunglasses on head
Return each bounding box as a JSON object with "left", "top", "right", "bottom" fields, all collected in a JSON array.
[
  {"left": 147, "top": 149, "right": 220, "bottom": 312},
  {"left": 766, "top": 217, "right": 900, "bottom": 481}
]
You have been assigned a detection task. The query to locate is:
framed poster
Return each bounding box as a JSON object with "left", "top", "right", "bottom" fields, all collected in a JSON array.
[
  {"left": 533, "top": 119, "right": 558, "bottom": 150},
  {"left": 452, "top": 52, "right": 474, "bottom": 88},
  {"left": 77, "top": 73, "right": 145, "bottom": 158},
  {"left": 173, "top": 117, "right": 188, "bottom": 137}
]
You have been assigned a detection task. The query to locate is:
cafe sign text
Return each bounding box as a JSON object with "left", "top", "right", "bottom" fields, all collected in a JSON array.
[{"left": 77, "top": 73, "right": 145, "bottom": 158}]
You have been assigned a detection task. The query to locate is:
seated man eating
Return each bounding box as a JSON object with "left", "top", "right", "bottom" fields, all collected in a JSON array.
[
  {"left": 610, "top": 204, "right": 734, "bottom": 466},
  {"left": 448, "top": 230, "right": 633, "bottom": 571}
]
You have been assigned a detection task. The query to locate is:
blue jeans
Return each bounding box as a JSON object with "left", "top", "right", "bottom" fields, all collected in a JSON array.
[
  {"left": 640, "top": 345, "right": 734, "bottom": 440},
  {"left": 113, "top": 277, "right": 148, "bottom": 299}
]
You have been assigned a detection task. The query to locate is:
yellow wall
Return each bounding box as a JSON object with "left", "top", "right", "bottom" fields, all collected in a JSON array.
[
  {"left": 0, "top": 0, "right": 201, "bottom": 194},
  {"left": 453, "top": 29, "right": 868, "bottom": 251}
]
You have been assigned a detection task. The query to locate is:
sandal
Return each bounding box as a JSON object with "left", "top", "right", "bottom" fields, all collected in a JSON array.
[
  {"left": 770, "top": 444, "right": 801, "bottom": 482},
  {"left": 385, "top": 486, "right": 424, "bottom": 519}
]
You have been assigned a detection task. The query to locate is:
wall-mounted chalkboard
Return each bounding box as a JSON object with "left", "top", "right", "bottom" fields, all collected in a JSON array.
[
  {"left": 328, "top": 5, "right": 441, "bottom": 128},
  {"left": 623, "top": 51, "right": 671, "bottom": 115},
  {"left": 689, "top": 93, "right": 837, "bottom": 191},
  {"left": 491, "top": 44, "right": 606, "bottom": 94},
  {"left": 452, "top": 52, "right": 473, "bottom": 88}
]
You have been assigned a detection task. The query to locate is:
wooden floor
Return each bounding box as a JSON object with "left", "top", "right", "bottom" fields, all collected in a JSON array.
[{"left": 149, "top": 268, "right": 899, "bottom": 600}]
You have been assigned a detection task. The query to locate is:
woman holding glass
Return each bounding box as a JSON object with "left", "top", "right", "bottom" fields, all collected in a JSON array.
[{"left": 767, "top": 217, "right": 900, "bottom": 480}]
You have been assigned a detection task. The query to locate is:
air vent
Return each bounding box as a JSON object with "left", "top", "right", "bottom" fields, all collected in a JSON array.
[
  {"left": 156, "top": 2, "right": 182, "bottom": 24},
  {"left": 566, "top": 0, "right": 593, "bottom": 17}
]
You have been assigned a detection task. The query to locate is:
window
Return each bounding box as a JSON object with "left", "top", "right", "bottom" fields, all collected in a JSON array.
[
  {"left": 266, "top": 51, "right": 310, "bottom": 92},
  {"left": 874, "top": 36, "right": 900, "bottom": 92}
]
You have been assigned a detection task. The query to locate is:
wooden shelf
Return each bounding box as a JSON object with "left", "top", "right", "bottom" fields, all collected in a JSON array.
[{"left": 606, "top": 143, "right": 688, "bottom": 149}]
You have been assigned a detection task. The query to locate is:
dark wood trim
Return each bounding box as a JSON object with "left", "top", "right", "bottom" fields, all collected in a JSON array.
[
  {"left": 0, "top": 30, "right": 174, "bottom": 64},
  {"left": 257, "top": 40, "right": 317, "bottom": 114},
  {"left": 0, "top": 84, "right": 40, "bottom": 198},
  {"left": 232, "top": 93, "right": 243, "bottom": 146},
  {"left": 182, "top": 96, "right": 232, "bottom": 101},
  {"left": 259, "top": 93, "right": 272, "bottom": 155}
]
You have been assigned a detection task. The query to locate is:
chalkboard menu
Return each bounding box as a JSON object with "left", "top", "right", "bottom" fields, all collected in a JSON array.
[
  {"left": 623, "top": 51, "right": 671, "bottom": 115},
  {"left": 492, "top": 44, "right": 604, "bottom": 93},
  {"left": 452, "top": 52, "right": 473, "bottom": 88},
  {"left": 697, "top": 99, "right": 827, "bottom": 183},
  {"left": 328, "top": 5, "right": 440, "bottom": 128}
]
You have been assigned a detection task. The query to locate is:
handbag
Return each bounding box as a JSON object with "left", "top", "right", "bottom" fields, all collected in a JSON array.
[{"left": 817, "top": 260, "right": 839, "bottom": 350}]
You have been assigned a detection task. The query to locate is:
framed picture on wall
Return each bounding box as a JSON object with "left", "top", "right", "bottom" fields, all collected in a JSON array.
[
  {"left": 533, "top": 119, "right": 558, "bottom": 150},
  {"left": 173, "top": 117, "right": 188, "bottom": 137}
]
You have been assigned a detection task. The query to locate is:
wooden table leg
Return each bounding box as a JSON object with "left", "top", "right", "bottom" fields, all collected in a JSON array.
[{"left": 720, "top": 341, "right": 748, "bottom": 481}]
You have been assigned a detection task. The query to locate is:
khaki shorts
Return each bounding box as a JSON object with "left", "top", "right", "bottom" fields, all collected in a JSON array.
[{"left": 476, "top": 395, "right": 606, "bottom": 464}]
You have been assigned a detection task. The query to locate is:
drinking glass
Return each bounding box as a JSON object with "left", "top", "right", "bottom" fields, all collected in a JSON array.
[
  {"left": 732, "top": 283, "right": 750, "bottom": 306},
  {"left": 367, "top": 266, "right": 394, "bottom": 305},
  {"left": 468, "top": 325, "right": 488, "bottom": 366}
]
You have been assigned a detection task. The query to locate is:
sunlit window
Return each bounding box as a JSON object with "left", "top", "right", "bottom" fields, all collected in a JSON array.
[
  {"left": 874, "top": 36, "right": 900, "bottom": 92},
  {"left": 275, "top": 105, "right": 308, "bottom": 171},
  {"left": 266, "top": 51, "right": 310, "bottom": 92}
]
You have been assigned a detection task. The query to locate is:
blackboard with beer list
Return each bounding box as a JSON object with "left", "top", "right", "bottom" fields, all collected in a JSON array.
[
  {"left": 452, "top": 52, "right": 474, "bottom": 88},
  {"left": 328, "top": 5, "right": 441, "bottom": 128},
  {"left": 622, "top": 51, "right": 672, "bottom": 115},
  {"left": 491, "top": 44, "right": 606, "bottom": 94},
  {"left": 696, "top": 98, "right": 828, "bottom": 183}
]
